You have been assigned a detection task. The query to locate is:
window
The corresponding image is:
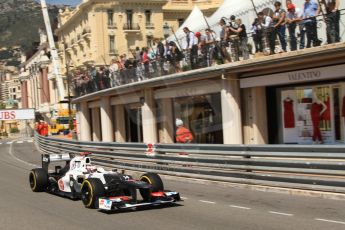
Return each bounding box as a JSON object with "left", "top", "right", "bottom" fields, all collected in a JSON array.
[
  {"left": 145, "top": 10, "right": 151, "bottom": 24},
  {"left": 107, "top": 9, "right": 114, "bottom": 26},
  {"left": 109, "top": 35, "right": 115, "bottom": 53},
  {"left": 126, "top": 10, "right": 133, "bottom": 29},
  {"left": 178, "top": 18, "right": 184, "bottom": 27}
]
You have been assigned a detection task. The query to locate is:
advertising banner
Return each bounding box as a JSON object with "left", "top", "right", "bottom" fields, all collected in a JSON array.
[{"left": 0, "top": 109, "right": 35, "bottom": 120}]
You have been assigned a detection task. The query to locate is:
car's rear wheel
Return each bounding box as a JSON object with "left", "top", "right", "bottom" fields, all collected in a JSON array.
[
  {"left": 139, "top": 173, "right": 164, "bottom": 201},
  {"left": 81, "top": 178, "right": 105, "bottom": 209},
  {"left": 29, "top": 168, "right": 48, "bottom": 192}
]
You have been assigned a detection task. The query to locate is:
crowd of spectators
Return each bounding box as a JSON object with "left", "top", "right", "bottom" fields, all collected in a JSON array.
[{"left": 73, "top": 0, "right": 342, "bottom": 97}]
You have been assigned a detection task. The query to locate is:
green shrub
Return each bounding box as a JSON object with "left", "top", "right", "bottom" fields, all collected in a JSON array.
[
  {"left": 182, "top": 65, "right": 191, "bottom": 71},
  {"left": 10, "top": 127, "right": 19, "bottom": 133},
  {"left": 69, "top": 119, "right": 74, "bottom": 131}
]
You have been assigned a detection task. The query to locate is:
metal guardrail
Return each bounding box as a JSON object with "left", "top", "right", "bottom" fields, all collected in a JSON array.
[{"left": 35, "top": 134, "right": 345, "bottom": 194}]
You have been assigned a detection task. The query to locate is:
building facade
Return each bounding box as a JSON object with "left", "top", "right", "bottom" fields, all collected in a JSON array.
[
  {"left": 0, "top": 68, "right": 21, "bottom": 107},
  {"left": 0, "top": 67, "right": 22, "bottom": 136},
  {"left": 55, "top": 0, "right": 222, "bottom": 72},
  {"left": 20, "top": 31, "right": 69, "bottom": 122},
  {"left": 163, "top": 0, "right": 222, "bottom": 29}
]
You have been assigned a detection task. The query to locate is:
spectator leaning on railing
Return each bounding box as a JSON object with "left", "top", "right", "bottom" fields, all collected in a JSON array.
[
  {"left": 251, "top": 18, "right": 264, "bottom": 53},
  {"left": 218, "top": 18, "right": 232, "bottom": 63},
  {"left": 273, "top": 1, "right": 287, "bottom": 52},
  {"left": 195, "top": 31, "right": 207, "bottom": 67},
  {"left": 228, "top": 15, "right": 241, "bottom": 61},
  {"left": 204, "top": 28, "right": 217, "bottom": 66},
  {"left": 303, "top": 0, "right": 321, "bottom": 48},
  {"left": 321, "top": 0, "right": 340, "bottom": 44},
  {"left": 168, "top": 41, "right": 183, "bottom": 73},
  {"left": 258, "top": 11, "right": 276, "bottom": 55},
  {"left": 229, "top": 18, "right": 250, "bottom": 60},
  {"left": 142, "top": 47, "right": 150, "bottom": 79},
  {"left": 286, "top": 1, "right": 304, "bottom": 51},
  {"left": 183, "top": 27, "right": 199, "bottom": 69},
  {"left": 155, "top": 38, "right": 166, "bottom": 75}
]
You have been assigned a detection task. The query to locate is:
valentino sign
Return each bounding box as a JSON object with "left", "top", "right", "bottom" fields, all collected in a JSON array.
[
  {"left": 0, "top": 109, "right": 35, "bottom": 120},
  {"left": 240, "top": 64, "right": 345, "bottom": 88},
  {"left": 288, "top": 71, "right": 321, "bottom": 81}
]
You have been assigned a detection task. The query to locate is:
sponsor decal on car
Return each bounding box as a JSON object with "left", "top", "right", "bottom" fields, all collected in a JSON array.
[
  {"left": 99, "top": 199, "right": 112, "bottom": 210},
  {"left": 58, "top": 179, "right": 64, "bottom": 191}
]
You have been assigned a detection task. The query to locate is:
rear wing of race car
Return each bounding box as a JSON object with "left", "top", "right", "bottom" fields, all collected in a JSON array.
[{"left": 42, "top": 153, "right": 72, "bottom": 171}]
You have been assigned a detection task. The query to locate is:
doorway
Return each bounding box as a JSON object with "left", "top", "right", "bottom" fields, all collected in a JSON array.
[{"left": 125, "top": 106, "right": 143, "bottom": 142}]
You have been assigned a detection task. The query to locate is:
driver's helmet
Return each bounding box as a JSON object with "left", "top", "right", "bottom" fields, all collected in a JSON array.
[{"left": 85, "top": 165, "right": 97, "bottom": 173}]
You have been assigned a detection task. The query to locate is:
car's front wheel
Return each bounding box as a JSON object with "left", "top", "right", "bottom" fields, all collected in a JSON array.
[
  {"left": 140, "top": 173, "right": 164, "bottom": 192},
  {"left": 139, "top": 173, "right": 164, "bottom": 201},
  {"left": 81, "top": 178, "right": 105, "bottom": 209}
]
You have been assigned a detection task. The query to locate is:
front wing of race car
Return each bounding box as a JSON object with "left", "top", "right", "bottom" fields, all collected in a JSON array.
[{"left": 99, "top": 191, "right": 180, "bottom": 211}]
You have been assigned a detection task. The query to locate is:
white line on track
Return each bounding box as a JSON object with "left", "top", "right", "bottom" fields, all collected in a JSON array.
[
  {"left": 199, "top": 200, "right": 216, "bottom": 204},
  {"left": 269, "top": 211, "right": 293, "bottom": 216},
  {"left": 6, "top": 142, "right": 13, "bottom": 144},
  {"left": 181, "top": 197, "right": 188, "bottom": 200},
  {"left": 26, "top": 140, "right": 33, "bottom": 143},
  {"left": 229, "top": 205, "right": 251, "bottom": 210},
  {"left": 315, "top": 218, "right": 345, "bottom": 225},
  {"left": 8, "top": 141, "right": 38, "bottom": 168},
  {"left": 0, "top": 143, "right": 2, "bottom": 144},
  {"left": 16, "top": 141, "right": 23, "bottom": 144}
]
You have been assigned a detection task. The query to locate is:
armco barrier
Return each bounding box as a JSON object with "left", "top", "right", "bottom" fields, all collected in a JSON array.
[{"left": 35, "top": 134, "right": 345, "bottom": 194}]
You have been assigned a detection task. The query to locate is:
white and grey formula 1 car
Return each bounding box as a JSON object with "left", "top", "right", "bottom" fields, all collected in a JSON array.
[{"left": 29, "top": 152, "right": 180, "bottom": 211}]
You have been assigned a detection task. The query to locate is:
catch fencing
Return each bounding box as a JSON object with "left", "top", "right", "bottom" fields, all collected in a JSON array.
[{"left": 35, "top": 134, "right": 345, "bottom": 194}]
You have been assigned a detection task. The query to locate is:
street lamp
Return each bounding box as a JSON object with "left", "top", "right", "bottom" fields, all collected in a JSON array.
[{"left": 163, "top": 22, "right": 170, "bottom": 39}]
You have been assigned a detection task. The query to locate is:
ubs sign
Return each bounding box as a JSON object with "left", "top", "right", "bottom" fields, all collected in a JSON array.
[{"left": 0, "top": 109, "right": 35, "bottom": 120}]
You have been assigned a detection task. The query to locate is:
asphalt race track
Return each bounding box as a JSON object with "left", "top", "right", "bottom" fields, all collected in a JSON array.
[{"left": 0, "top": 139, "right": 344, "bottom": 230}]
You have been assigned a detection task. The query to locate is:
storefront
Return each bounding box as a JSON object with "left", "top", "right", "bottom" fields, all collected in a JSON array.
[
  {"left": 273, "top": 83, "right": 344, "bottom": 144},
  {"left": 173, "top": 93, "right": 223, "bottom": 144},
  {"left": 241, "top": 63, "right": 345, "bottom": 144}
]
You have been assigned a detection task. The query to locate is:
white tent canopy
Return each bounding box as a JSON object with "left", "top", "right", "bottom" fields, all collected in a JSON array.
[
  {"left": 168, "top": 0, "right": 281, "bottom": 44},
  {"left": 166, "top": 6, "right": 207, "bottom": 49},
  {"left": 168, "top": 0, "right": 344, "bottom": 50}
]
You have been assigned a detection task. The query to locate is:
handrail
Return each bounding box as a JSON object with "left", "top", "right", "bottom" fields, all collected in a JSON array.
[{"left": 35, "top": 133, "right": 345, "bottom": 194}]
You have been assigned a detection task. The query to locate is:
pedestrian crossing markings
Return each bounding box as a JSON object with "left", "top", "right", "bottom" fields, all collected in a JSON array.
[{"left": 2, "top": 140, "right": 34, "bottom": 145}]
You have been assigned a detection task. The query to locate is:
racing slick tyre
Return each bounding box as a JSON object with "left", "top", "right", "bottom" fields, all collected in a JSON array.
[
  {"left": 139, "top": 173, "right": 164, "bottom": 201},
  {"left": 81, "top": 178, "right": 105, "bottom": 209},
  {"left": 29, "top": 168, "right": 49, "bottom": 192},
  {"left": 140, "top": 173, "right": 164, "bottom": 192}
]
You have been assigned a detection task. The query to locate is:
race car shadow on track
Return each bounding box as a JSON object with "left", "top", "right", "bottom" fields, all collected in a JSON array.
[{"left": 99, "top": 202, "right": 184, "bottom": 215}]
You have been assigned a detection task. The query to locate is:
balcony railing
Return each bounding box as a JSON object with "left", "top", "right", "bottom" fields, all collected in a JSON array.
[
  {"left": 108, "top": 23, "right": 117, "bottom": 29},
  {"left": 109, "top": 49, "right": 118, "bottom": 55},
  {"left": 145, "top": 23, "right": 155, "bottom": 29},
  {"left": 123, "top": 23, "right": 140, "bottom": 31},
  {"left": 82, "top": 27, "right": 91, "bottom": 35}
]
